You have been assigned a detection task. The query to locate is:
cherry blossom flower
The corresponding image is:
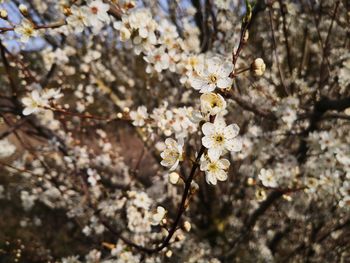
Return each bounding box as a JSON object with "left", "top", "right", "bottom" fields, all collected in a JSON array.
[
  {"left": 14, "top": 19, "right": 38, "bottom": 43},
  {"left": 130, "top": 106, "right": 148, "bottom": 126},
  {"left": 87, "top": 0, "right": 110, "bottom": 31},
  {"left": 66, "top": 6, "right": 90, "bottom": 33},
  {"left": 189, "top": 57, "right": 233, "bottom": 93},
  {"left": 258, "top": 168, "right": 278, "bottom": 188},
  {"left": 202, "top": 119, "right": 242, "bottom": 161},
  {"left": 144, "top": 47, "right": 170, "bottom": 73},
  {"left": 200, "top": 92, "right": 227, "bottom": 116},
  {"left": 21, "top": 90, "right": 47, "bottom": 115},
  {"left": 160, "top": 138, "right": 183, "bottom": 171},
  {"left": 200, "top": 155, "right": 230, "bottom": 185},
  {"left": 151, "top": 206, "right": 166, "bottom": 225}
]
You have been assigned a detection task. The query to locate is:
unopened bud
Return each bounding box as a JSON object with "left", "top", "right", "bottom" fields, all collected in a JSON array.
[
  {"left": 190, "top": 181, "right": 199, "bottom": 193},
  {"left": 0, "top": 9, "right": 8, "bottom": 19},
  {"left": 165, "top": 250, "right": 172, "bottom": 258},
  {"left": 183, "top": 221, "right": 191, "bottom": 232},
  {"left": 169, "top": 172, "right": 179, "bottom": 184},
  {"left": 247, "top": 177, "right": 255, "bottom": 186},
  {"left": 243, "top": 30, "right": 249, "bottom": 43},
  {"left": 19, "top": 4, "right": 28, "bottom": 16},
  {"left": 251, "top": 58, "right": 266, "bottom": 77}
]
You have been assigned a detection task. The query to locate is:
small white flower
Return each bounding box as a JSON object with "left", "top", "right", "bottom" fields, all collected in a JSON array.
[
  {"left": 66, "top": 6, "right": 90, "bottom": 33},
  {"left": 130, "top": 106, "right": 148, "bottom": 126},
  {"left": 160, "top": 138, "right": 183, "bottom": 171},
  {"left": 14, "top": 20, "right": 38, "bottom": 43},
  {"left": 151, "top": 206, "right": 166, "bottom": 225},
  {"left": 144, "top": 47, "right": 170, "bottom": 73},
  {"left": 21, "top": 90, "right": 47, "bottom": 115},
  {"left": 258, "top": 168, "right": 278, "bottom": 188},
  {"left": 202, "top": 119, "right": 242, "bottom": 161},
  {"left": 200, "top": 92, "right": 227, "bottom": 116},
  {"left": 87, "top": 0, "right": 110, "bottom": 28},
  {"left": 200, "top": 155, "right": 230, "bottom": 185},
  {"left": 189, "top": 57, "right": 233, "bottom": 93}
]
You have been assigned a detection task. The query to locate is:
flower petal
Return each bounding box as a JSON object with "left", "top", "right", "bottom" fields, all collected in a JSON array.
[
  {"left": 224, "top": 124, "right": 240, "bottom": 139},
  {"left": 217, "top": 77, "right": 233, "bottom": 89},
  {"left": 202, "top": 122, "right": 214, "bottom": 135},
  {"left": 225, "top": 137, "right": 242, "bottom": 152}
]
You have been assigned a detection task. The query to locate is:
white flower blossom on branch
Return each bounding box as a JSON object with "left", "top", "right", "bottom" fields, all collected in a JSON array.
[
  {"left": 160, "top": 138, "right": 183, "bottom": 171},
  {"left": 202, "top": 119, "right": 242, "bottom": 161},
  {"left": 189, "top": 57, "right": 233, "bottom": 93}
]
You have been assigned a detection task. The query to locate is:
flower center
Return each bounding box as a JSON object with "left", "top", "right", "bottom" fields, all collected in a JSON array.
[
  {"left": 208, "top": 163, "right": 218, "bottom": 172},
  {"left": 209, "top": 74, "right": 217, "bottom": 83},
  {"left": 215, "top": 135, "right": 224, "bottom": 143},
  {"left": 24, "top": 27, "right": 34, "bottom": 35},
  {"left": 91, "top": 6, "right": 98, "bottom": 14}
]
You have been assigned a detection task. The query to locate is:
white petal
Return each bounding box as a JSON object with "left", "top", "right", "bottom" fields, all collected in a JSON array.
[
  {"left": 216, "top": 170, "right": 228, "bottom": 181},
  {"left": 218, "top": 159, "right": 230, "bottom": 169},
  {"left": 190, "top": 76, "right": 207, "bottom": 90},
  {"left": 21, "top": 98, "right": 32, "bottom": 106},
  {"left": 200, "top": 83, "right": 216, "bottom": 93},
  {"left": 202, "top": 136, "right": 214, "bottom": 149},
  {"left": 224, "top": 124, "right": 240, "bottom": 139},
  {"left": 206, "top": 172, "right": 217, "bottom": 185},
  {"left": 218, "top": 62, "right": 233, "bottom": 76},
  {"left": 202, "top": 122, "right": 214, "bottom": 135},
  {"left": 226, "top": 137, "right": 243, "bottom": 152},
  {"left": 208, "top": 148, "right": 221, "bottom": 162},
  {"left": 169, "top": 160, "right": 179, "bottom": 171},
  {"left": 22, "top": 107, "right": 34, "bottom": 116},
  {"left": 139, "top": 27, "right": 148, "bottom": 38},
  {"left": 165, "top": 138, "right": 177, "bottom": 147},
  {"left": 217, "top": 77, "right": 233, "bottom": 89},
  {"left": 207, "top": 58, "right": 220, "bottom": 74},
  {"left": 200, "top": 160, "right": 208, "bottom": 171}
]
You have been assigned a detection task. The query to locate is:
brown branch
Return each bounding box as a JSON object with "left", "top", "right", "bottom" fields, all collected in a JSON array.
[
  {"left": 278, "top": 0, "right": 292, "bottom": 75},
  {"left": 268, "top": 4, "right": 289, "bottom": 96}
]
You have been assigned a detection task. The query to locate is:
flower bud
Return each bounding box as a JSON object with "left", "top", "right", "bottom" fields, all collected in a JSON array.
[
  {"left": 251, "top": 58, "right": 266, "bottom": 77},
  {"left": 243, "top": 30, "right": 249, "bottom": 43},
  {"left": 183, "top": 221, "right": 191, "bottom": 232},
  {"left": 169, "top": 172, "right": 179, "bottom": 184},
  {"left": 0, "top": 9, "right": 8, "bottom": 20},
  {"left": 19, "top": 4, "right": 28, "bottom": 16},
  {"left": 165, "top": 250, "right": 173, "bottom": 258}
]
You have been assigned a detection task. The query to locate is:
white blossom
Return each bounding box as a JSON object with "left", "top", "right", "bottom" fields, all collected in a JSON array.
[
  {"left": 200, "top": 92, "right": 227, "bottom": 116},
  {"left": 160, "top": 138, "right": 183, "bottom": 171},
  {"left": 200, "top": 155, "right": 230, "bottom": 185},
  {"left": 151, "top": 206, "right": 166, "bottom": 225},
  {"left": 202, "top": 119, "right": 242, "bottom": 161},
  {"left": 258, "top": 168, "right": 278, "bottom": 188},
  {"left": 189, "top": 57, "right": 233, "bottom": 93},
  {"left": 14, "top": 19, "right": 38, "bottom": 43},
  {"left": 130, "top": 106, "right": 148, "bottom": 126}
]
